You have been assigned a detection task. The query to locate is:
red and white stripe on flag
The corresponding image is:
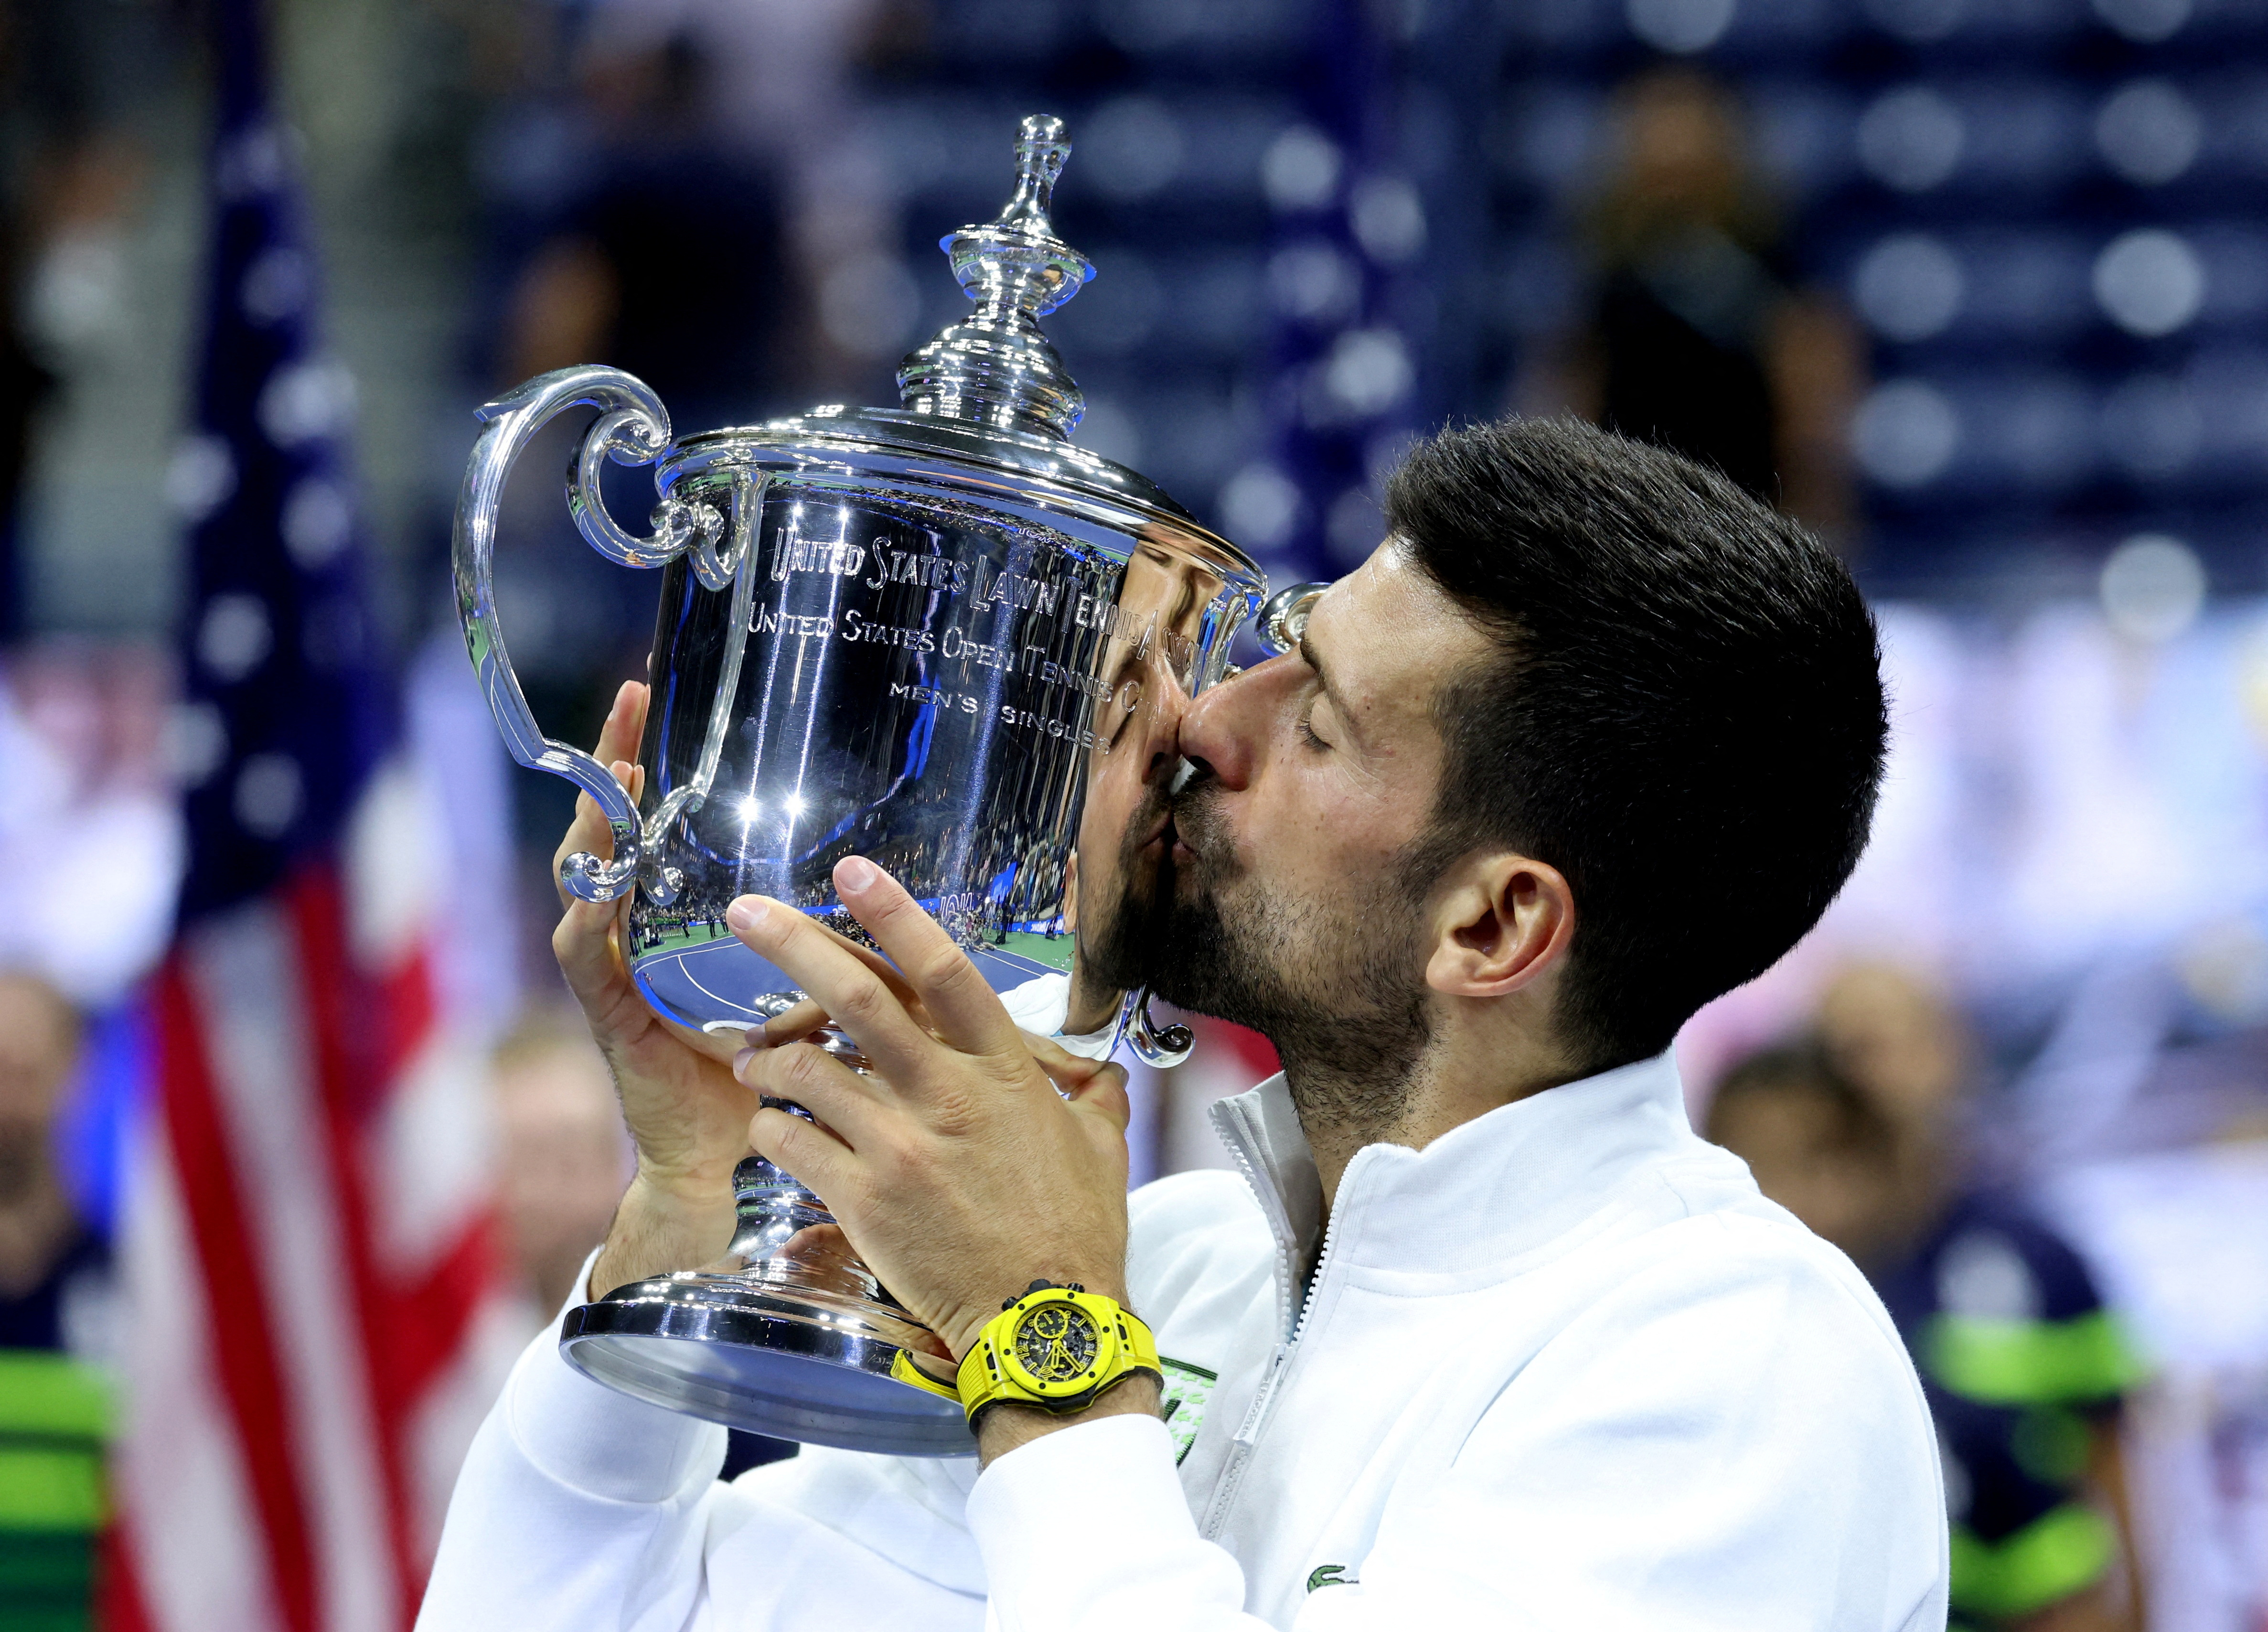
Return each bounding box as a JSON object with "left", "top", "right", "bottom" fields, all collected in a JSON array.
[{"left": 111, "top": 758, "right": 519, "bottom": 1632}]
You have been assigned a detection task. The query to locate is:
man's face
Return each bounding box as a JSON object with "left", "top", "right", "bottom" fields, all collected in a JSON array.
[
  {"left": 1093, "top": 539, "right": 1495, "bottom": 1095},
  {"left": 1710, "top": 1086, "right": 1897, "bottom": 1258},
  {"left": 0, "top": 977, "right": 77, "bottom": 1204},
  {"left": 1064, "top": 542, "right": 1204, "bottom": 1032}
]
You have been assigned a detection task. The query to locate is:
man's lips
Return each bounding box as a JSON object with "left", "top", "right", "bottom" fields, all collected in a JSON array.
[{"left": 1130, "top": 808, "right": 1171, "bottom": 854}]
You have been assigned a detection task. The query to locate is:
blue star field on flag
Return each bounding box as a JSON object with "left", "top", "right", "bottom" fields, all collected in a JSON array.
[{"left": 171, "top": 0, "right": 389, "bottom": 923}]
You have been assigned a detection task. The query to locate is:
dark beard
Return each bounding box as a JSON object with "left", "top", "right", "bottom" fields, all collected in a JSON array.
[{"left": 1088, "top": 775, "right": 1435, "bottom": 1129}]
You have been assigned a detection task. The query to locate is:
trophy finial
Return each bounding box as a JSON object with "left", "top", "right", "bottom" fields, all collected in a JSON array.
[
  {"left": 999, "top": 115, "right": 1070, "bottom": 235},
  {"left": 895, "top": 115, "right": 1094, "bottom": 438}
]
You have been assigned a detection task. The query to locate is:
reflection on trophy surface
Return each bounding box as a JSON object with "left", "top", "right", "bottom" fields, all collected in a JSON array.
[
  {"left": 451, "top": 114, "right": 1320, "bottom": 1454},
  {"left": 1060, "top": 533, "right": 1212, "bottom": 1036}
]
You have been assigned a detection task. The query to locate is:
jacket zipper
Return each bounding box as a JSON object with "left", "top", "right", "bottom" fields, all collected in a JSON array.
[
  {"left": 1214, "top": 1099, "right": 1301, "bottom": 1339},
  {"left": 1200, "top": 1103, "right": 1348, "bottom": 1540}
]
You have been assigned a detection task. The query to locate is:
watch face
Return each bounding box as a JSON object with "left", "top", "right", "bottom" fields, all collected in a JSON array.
[{"left": 1014, "top": 1300, "right": 1101, "bottom": 1386}]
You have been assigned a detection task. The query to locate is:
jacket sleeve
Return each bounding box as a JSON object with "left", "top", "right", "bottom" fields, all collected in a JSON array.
[
  {"left": 966, "top": 1230, "right": 1948, "bottom": 1632},
  {"left": 416, "top": 1262, "right": 987, "bottom": 1632}
]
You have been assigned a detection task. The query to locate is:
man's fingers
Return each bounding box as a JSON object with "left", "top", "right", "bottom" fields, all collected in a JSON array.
[
  {"left": 1024, "top": 1030, "right": 1109, "bottom": 1083},
  {"left": 757, "top": 997, "right": 832, "bottom": 1046},
  {"left": 552, "top": 898, "right": 623, "bottom": 1015},
  {"left": 756, "top": 940, "right": 939, "bottom": 1049},
  {"left": 553, "top": 682, "right": 648, "bottom": 913},
  {"left": 1020, "top": 1033, "right": 1132, "bottom": 1133},
  {"left": 739, "top": 1040, "right": 887, "bottom": 1147},
  {"left": 1060, "top": 1061, "right": 1132, "bottom": 1135},
  {"left": 748, "top": 1101, "right": 857, "bottom": 1202},
  {"left": 725, "top": 896, "right": 939, "bottom": 1080},
  {"left": 594, "top": 679, "right": 647, "bottom": 766},
  {"left": 830, "top": 858, "right": 1021, "bottom": 1058}
]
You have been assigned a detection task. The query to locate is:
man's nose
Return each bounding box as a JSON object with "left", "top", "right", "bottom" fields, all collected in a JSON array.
[{"left": 1176, "top": 657, "right": 1290, "bottom": 790}]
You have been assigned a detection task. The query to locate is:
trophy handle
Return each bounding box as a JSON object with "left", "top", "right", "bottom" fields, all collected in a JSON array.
[
  {"left": 453, "top": 364, "right": 752, "bottom": 904},
  {"left": 1119, "top": 988, "right": 1194, "bottom": 1069},
  {"left": 1256, "top": 581, "right": 1329, "bottom": 656}
]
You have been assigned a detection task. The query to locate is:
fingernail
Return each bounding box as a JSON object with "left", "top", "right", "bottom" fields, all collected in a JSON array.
[
  {"left": 732, "top": 1047, "right": 756, "bottom": 1079},
  {"left": 741, "top": 1025, "right": 768, "bottom": 1051},
  {"left": 727, "top": 896, "right": 770, "bottom": 934},
  {"left": 837, "top": 855, "right": 878, "bottom": 893}
]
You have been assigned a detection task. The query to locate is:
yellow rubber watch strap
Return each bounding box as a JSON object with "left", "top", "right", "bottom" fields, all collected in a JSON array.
[{"left": 888, "top": 1348, "right": 962, "bottom": 1404}]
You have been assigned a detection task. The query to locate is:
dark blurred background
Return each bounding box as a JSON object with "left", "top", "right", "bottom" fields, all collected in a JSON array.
[{"left": 6, "top": 1, "right": 2268, "bottom": 1629}]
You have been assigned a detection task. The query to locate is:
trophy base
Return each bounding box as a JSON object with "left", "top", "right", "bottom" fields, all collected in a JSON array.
[
  {"left": 560, "top": 1273, "right": 973, "bottom": 1457},
  {"left": 559, "top": 1142, "right": 974, "bottom": 1458}
]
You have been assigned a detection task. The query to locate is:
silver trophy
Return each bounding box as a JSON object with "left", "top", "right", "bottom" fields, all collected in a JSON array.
[{"left": 455, "top": 116, "right": 1321, "bottom": 1455}]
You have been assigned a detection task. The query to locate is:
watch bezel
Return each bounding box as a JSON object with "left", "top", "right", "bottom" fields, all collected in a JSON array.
[{"left": 998, "top": 1290, "right": 1123, "bottom": 1399}]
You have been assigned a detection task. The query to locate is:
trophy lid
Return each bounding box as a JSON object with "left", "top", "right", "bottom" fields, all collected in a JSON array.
[
  {"left": 669, "top": 114, "right": 1239, "bottom": 543},
  {"left": 893, "top": 115, "right": 1094, "bottom": 440},
  {"left": 658, "top": 113, "right": 1272, "bottom": 582}
]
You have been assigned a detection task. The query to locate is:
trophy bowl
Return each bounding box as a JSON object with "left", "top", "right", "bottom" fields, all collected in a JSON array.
[{"left": 455, "top": 115, "right": 1319, "bottom": 1454}]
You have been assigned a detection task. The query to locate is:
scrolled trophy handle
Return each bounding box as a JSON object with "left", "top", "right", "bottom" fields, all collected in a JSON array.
[
  {"left": 1121, "top": 990, "right": 1195, "bottom": 1070},
  {"left": 1257, "top": 581, "right": 1329, "bottom": 656},
  {"left": 453, "top": 363, "right": 754, "bottom": 905}
]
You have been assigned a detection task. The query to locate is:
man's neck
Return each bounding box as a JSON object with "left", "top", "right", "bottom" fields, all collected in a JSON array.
[{"left": 1284, "top": 1023, "right": 1588, "bottom": 1210}]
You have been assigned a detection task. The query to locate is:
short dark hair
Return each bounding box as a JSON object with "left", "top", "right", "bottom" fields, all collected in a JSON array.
[{"left": 1384, "top": 417, "right": 1887, "bottom": 1071}]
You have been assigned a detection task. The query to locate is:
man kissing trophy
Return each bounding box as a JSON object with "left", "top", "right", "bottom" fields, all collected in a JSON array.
[{"left": 431, "top": 112, "right": 1947, "bottom": 1632}]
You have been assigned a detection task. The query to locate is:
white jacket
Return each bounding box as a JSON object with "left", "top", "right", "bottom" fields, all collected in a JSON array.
[{"left": 420, "top": 1052, "right": 1948, "bottom": 1631}]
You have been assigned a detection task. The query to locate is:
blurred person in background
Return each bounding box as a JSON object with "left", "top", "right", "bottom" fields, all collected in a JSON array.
[
  {"left": 1702, "top": 1044, "right": 1900, "bottom": 1263},
  {"left": 489, "top": 1009, "right": 635, "bottom": 1321},
  {"left": 1533, "top": 66, "right": 1859, "bottom": 542},
  {"left": 0, "top": 970, "right": 111, "bottom": 1632},
  {"left": 487, "top": 1006, "right": 795, "bottom": 1478},
  {"left": 495, "top": 25, "right": 793, "bottom": 433},
  {"left": 492, "top": 0, "right": 917, "bottom": 422},
  {"left": 1710, "top": 970, "right": 2152, "bottom": 1632}
]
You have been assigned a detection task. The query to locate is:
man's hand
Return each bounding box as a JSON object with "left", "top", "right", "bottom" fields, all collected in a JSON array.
[
  {"left": 555, "top": 682, "right": 759, "bottom": 1299},
  {"left": 728, "top": 857, "right": 1137, "bottom": 1369}
]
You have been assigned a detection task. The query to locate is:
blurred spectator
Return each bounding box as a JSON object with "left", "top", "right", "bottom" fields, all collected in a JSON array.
[
  {"left": 569, "top": 0, "right": 913, "bottom": 398},
  {"left": 1711, "top": 970, "right": 2153, "bottom": 1632},
  {"left": 487, "top": 1002, "right": 796, "bottom": 1477},
  {"left": 1532, "top": 67, "right": 1859, "bottom": 541},
  {"left": 495, "top": 28, "right": 793, "bottom": 431},
  {"left": 0, "top": 654, "right": 182, "bottom": 1008},
  {"left": 488, "top": 1008, "right": 633, "bottom": 1318},
  {"left": 0, "top": 970, "right": 111, "bottom": 1631},
  {"left": 1702, "top": 1043, "right": 1902, "bottom": 1260}
]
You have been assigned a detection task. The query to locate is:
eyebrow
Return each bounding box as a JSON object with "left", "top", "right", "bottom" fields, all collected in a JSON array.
[{"left": 1298, "top": 628, "right": 1348, "bottom": 726}]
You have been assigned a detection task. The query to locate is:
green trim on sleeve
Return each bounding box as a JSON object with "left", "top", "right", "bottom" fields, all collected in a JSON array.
[
  {"left": 0, "top": 1355, "right": 110, "bottom": 1442},
  {"left": 0, "top": 1446, "right": 107, "bottom": 1533},
  {"left": 1949, "top": 1503, "right": 2116, "bottom": 1621},
  {"left": 1924, "top": 1309, "right": 2147, "bottom": 1406}
]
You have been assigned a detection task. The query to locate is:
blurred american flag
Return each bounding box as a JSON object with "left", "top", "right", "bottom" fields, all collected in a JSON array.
[{"left": 107, "top": 4, "right": 507, "bottom": 1627}]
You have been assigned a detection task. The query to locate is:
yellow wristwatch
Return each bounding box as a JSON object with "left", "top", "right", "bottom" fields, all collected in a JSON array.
[{"left": 889, "top": 1280, "right": 1161, "bottom": 1428}]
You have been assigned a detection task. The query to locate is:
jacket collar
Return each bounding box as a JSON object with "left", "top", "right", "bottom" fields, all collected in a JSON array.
[{"left": 1208, "top": 1051, "right": 1712, "bottom": 1282}]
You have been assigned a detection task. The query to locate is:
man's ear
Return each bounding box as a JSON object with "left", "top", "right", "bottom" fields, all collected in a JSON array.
[{"left": 1423, "top": 851, "right": 1574, "bottom": 999}]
